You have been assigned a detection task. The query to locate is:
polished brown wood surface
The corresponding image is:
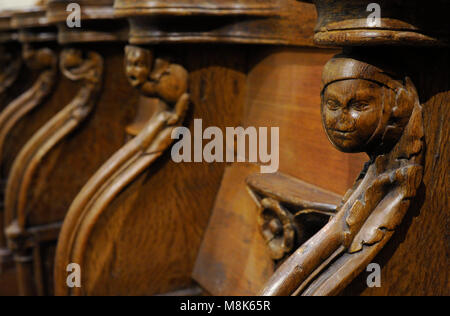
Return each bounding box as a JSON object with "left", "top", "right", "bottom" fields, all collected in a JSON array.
[
  {"left": 0, "top": 0, "right": 446, "bottom": 297},
  {"left": 312, "top": 0, "right": 449, "bottom": 46},
  {"left": 115, "top": 0, "right": 317, "bottom": 46}
]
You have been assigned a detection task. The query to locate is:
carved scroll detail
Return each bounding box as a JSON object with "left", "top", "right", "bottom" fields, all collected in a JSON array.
[
  {"left": 258, "top": 53, "right": 425, "bottom": 296},
  {"left": 0, "top": 45, "right": 22, "bottom": 100},
  {"left": 54, "top": 45, "right": 189, "bottom": 295},
  {"left": 4, "top": 49, "right": 103, "bottom": 240},
  {"left": 247, "top": 173, "right": 341, "bottom": 261}
]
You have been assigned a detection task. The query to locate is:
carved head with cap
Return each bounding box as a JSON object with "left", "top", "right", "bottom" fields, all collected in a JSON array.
[
  {"left": 321, "top": 53, "right": 417, "bottom": 156},
  {"left": 124, "top": 45, "right": 188, "bottom": 105},
  {"left": 21, "top": 44, "right": 56, "bottom": 70}
]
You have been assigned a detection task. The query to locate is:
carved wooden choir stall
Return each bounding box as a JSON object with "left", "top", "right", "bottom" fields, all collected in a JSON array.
[{"left": 0, "top": 0, "right": 448, "bottom": 296}]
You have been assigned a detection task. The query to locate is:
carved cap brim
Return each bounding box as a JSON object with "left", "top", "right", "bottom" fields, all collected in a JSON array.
[{"left": 321, "top": 54, "right": 403, "bottom": 93}]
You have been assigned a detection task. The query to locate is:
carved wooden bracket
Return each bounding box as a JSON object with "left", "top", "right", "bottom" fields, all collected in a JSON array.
[
  {"left": 54, "top": 45, "right": 190, "bottom": 296},
  {"left": 0, "top": 45, "right": 56, "bottom": 262},
  {"left": 0, "top": 45, "right": 57, "bottom": 171},
  {"left": 258, "top": 51, "right": 425, "bottom": 296},
  {"left": 0, "top": 45, "right": 22, "bottom": 100},
  {"left": 312, "top": 0, "right": 450, "bottom": 46},
  {"left": 247, "top": 173, "right": 341, "bottom": 261},
  {"left": 4, "top": 49, "right": 103, "bottom": 244},
  {"left": 114, "top": 0, "right": 316, "bottom": 46},
  {"left": 0, "top": 4, "right": 58, "bottom": 270}
]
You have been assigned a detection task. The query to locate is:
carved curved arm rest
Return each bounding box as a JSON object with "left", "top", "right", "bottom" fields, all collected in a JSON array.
[
  {"left": 0, "top": 45, "right": 22, "bottom": 99},
  {"left": 54, "top": 46, "right": 190, "bottom": 295},
  {"left": 4, "top": 49, "right": 103, "bottom": 238},
  {"left": 247, "top": 173, "right": 340, "bottom": 214},
  {"left": 259, "top": 52, "right": 425, "bottom": 296},
  {"left": 0, "top": 47, "right": 57, "bottom": 166},
  {"left": 54, "top": 93, "right": 190, "bottom": 295}
]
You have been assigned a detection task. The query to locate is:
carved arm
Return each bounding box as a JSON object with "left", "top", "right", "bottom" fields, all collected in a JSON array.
[
  {"left": 260, "top": 52, "right": 424, "bottom": 296},
  {"left": 54, "top": 45, "right": 190, "bottom": 295}
]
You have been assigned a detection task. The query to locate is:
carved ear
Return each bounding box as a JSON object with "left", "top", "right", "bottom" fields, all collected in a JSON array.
[{"left": 392, "top": 77, "right": 417, "bottom": 120}]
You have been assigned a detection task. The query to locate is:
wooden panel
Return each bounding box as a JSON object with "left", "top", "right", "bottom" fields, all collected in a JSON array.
[
  {"left": 0, "top": 263, "right": 18, "bottom": 295},
  {"left": 193, "top": 163, "right": 273, "bottom": 295}
]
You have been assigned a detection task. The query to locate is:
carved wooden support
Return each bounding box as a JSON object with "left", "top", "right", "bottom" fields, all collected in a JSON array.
[
  {"left": 247, "top": 173, "right": 341, "bottom": 261},
  {"left": 0, "top": 0, "right": 141, "bottom": 296},
  {"left": 312, "top": 0, "right": 449, "bottom": 46},
  {"left": 0, "top": 12, "right": 22, "bottom": 110},
  {"left": 5, "top": 48, "right": 103, "bottom": 235},
  {"left": 0, "top": 5, "right": 59, "bottom": 272},
  {"left": 54, "top": 44, "right": 190, "bottom": 296},
  {"left": 0, "top": 45, "right": 22, "bottom": 104},
  {"left": 260, "top": 53, "right": 425, "bottom": 295},
  {"left": 3, "top": 48, "right": 103, "bottom": 295},
  {"left": 255, "top": 0, "right": 449, "bottom": 296},
  {"left": 0, "top": 45, "right": 57, "bottom": 176},
  {"left": 0, "top": 45, "right": 57, "bottom": 258}
]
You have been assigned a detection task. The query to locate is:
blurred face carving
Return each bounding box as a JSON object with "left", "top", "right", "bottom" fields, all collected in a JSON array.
[
  {"left": 125, "top": 46, "right": 152, "bottom": 89},
  {"left": 321, "top": 79, "right": 384, "bottom": 153}
]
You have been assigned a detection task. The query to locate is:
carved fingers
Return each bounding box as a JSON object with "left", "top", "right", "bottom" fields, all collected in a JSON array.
[{"left": 167, "top": 93, "right": 190, "bottom": 126}]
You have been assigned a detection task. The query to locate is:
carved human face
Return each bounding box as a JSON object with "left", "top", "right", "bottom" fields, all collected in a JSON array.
[
  {"left": 125, "top": 46, "right": 153, "bottom": 89},
  {"left": 321, "top": 79, "right": 385, "bottom": 153},
  {"left": 23, "top": 45, "right": 54, "bottom": 70},
  {"left": 61, "top": 49, "right": 84, "bottom": 69}
]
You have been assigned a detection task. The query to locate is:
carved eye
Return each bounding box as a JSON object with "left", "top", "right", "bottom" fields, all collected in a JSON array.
[
  {"left": 326, "top": 99, "right": 340, "bottom": 110},
  {"left": 350, "top": 101, "right": 370, "bottom": 111}
]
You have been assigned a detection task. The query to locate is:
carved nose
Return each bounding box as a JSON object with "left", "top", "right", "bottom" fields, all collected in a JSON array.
[{"left": 336, "top": 112, "right": 356, "bottom": 131}]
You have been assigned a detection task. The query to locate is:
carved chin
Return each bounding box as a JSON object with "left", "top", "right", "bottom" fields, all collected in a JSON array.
[{"left": 328, "top": 134, "right": 363, "bottom": 153}]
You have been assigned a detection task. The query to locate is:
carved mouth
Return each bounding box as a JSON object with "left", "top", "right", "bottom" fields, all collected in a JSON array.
[
  {"left": 128, "top": 76, "right": 140, "bottom": 87},
  {"left": 331, "top": 129, "right": 356, "bottom": 139}
]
